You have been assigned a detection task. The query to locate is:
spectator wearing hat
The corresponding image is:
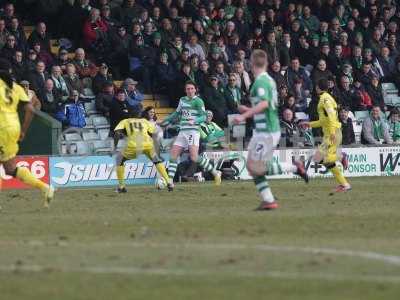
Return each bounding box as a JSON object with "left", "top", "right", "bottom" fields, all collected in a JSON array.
[
  {"left": 122, "top": 77, "right": 143, "bottom": 108},
  {"left": 93, "top": 62, "right": 113, "bottom": 95},
  {"left": 27, "top": 22, "right": 51, "bottom": 54},
  {"left": 96, "top": 82, "right": 114, "bottom": 117},
  {"left": 20, "top": 80, "right": 41, "bottom": 111},
  {"left": 149, "top": 31, "right": 163, "bottom": 61},
  {"left": 202, "top": 74, "right": 229, "bottom": 127},
  {"left": 55, "top": 49, "right": 72, "bottom": 72},
  {"left": 63, "top": 63, "right": 84, "bottom": 95},
  {"left": 361, "top": 106, "right": 392, "bottom": 145},
  {"left": 388, "top": 108, "right": 400, "bottom": 144},
  {"left": 11, "top": 50, "right": 25, "bottom": 82},
  {"left": 339, "top": 106, "right": 355, "bottom": 145}
]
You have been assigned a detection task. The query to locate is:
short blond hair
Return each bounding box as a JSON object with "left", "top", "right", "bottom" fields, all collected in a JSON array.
[{"left": 251, "top": 49, "right": 268, "bottom": 69}]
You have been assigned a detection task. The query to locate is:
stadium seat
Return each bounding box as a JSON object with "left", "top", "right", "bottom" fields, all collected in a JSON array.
[
  {"left": 382, "top": 82, "right": 399, "bottom": 106},
  {"left": 92, "top": 139, "right": 113, "bottom": 154},
  {"left": 84, "top": 101, "right": 97, "bottom": 115},
  {"left": 92, "top": 116, "right": 110, "bottom": 129},
  {"left": 64, "top": 132, "right": 82, "bottom": 141},
  {"left": 97, "top": 128, "right": 111, "bottom": 140},
  {"left": 354, "top": 111, "right": 369, "bottom": 123},
  {"left": 82, "top": 131, "right": 100, "bottom": 141},
  {"left": 70, "top": 141, "right": 91, "bottom": 155},
  {"left": 84, "top": 117, "right": 94, "bottom": 130}
]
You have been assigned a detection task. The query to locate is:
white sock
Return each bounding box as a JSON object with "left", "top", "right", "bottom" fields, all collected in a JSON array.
[{"left": 260, "top": 188, "right": 275, "bottom": 203}]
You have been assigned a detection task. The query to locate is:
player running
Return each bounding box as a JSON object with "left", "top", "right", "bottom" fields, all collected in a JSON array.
[
  {"left": 233, "top": 50, "right": 308, "bottom": 210},
  {"left": 300, "top": 78, "right": 351, "bottom": 193},
  {"left": 160, "top": 81, "right": 221, "bottom": 189},
  {"left": 113, "top": 110, "right": 172, "bottom": 193},
  {"left": 0, "top": 59, "right": 54, "bottom": 208}
]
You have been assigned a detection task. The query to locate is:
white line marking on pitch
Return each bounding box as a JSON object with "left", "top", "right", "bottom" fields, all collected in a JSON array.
[
  {"left": 1, "top": 264, "right": 400, "bottom": 283},
  {"left": 2, "top": 240, "right": 400, "bottom": 266}
]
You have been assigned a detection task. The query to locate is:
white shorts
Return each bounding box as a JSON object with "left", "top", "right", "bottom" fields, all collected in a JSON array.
[
  {"left": 173, "top": 130, "right": 200, "bottom": 148},
  {"left": 247, "top": 132, "right": 281, "bottom": 162}
]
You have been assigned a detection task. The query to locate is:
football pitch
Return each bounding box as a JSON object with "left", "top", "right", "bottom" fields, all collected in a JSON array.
[{"left": 1, "top": 177, "right": 400, "bottom": 300}]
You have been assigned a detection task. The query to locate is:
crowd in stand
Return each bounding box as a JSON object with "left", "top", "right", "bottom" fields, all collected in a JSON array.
[{"left": 1, "top": 0, "right": 400, "bottom": 147}]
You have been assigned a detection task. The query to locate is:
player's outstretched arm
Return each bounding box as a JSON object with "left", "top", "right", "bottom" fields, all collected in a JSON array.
[
  {"left": 19, "top": 102, "right": 35, "bottom": 141},
  {"left": 113, "top": 130, "right": 125, "bottom": 151},
  {"left": 233, "top": 101, "right": 268, "bottom": 124}
]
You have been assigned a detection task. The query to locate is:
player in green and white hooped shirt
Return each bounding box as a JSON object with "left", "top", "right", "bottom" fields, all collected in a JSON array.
[
  {"left": 160, "top": 82, "right": 222, "bottom": 189},
  {"left": 233, "top": 50, "right": 308, "bottom": 210}
]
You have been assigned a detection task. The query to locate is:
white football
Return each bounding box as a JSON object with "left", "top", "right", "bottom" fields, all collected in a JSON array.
[{"left": 155, "top": 177, "right": 166, "bottom": 190}]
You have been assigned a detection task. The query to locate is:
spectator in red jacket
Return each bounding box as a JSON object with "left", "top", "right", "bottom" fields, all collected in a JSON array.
[{"left": 82, "top": 8, "right": 108, "bottom": 49}]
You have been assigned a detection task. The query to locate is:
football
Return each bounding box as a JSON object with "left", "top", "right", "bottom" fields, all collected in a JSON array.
[{"left": 155, "top": 177, "right": 166, "bottom": 190}]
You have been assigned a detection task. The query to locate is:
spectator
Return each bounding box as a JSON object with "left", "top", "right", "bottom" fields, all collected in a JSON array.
[
  {"left": 82, "top": 8, "right": 108, "bottom": 51},
  {"left": 279, "top": 108, "right": 313, "bottom": 147},
  {"left": 92, "top": 62, "right": 113, "bottom": 95},
  {"left": 72, "top": 48, "right": 97, "bottom": 79},
  {"left": 339, "top": 106, "right": 355, "bottom": 145},
  {"left": 109, "top": 89, "right": 136, "bottom": 131},
  {"left": 55, "top": 49, "right": 73, "bottom": 72},
  {"left": 28, "top": 60, "right": 49, "bottom": 94},
  {"left": 20, "top": 80, "right": 41, "bottom": 111},
  {"left": 27, "top": 22, "right": 51, "bottom": 53},
  {"left": 122, "top": 77, "right": 143, "bottom": 108},
  {"left": 50, "top": 65, "right": 70, "bottom": 100},
  {"left": 32, "top": 42, "right": 53, "bottom": 68},
  {"left": 153, "top": 52, "right": 176, "bottom": 98},
  {"left": 223, "top": 73, "right": 241, "bottom": 113},
  {"left": 8, "top": 17, "right": 27, "bottom": 51},
  {"left": 184, "top": 34, "right": 206, "bottom": 61},
  {"left": 232, "top": 60, "right": 251, "bottom": 95},
  {"left": 311, "top": 59, "right": 333, "bottom": 85},
  {"left": 202, "top": 74, "right": 229, "bottom": 127},
  {"left": 96, "top": 82, "right": 114, "bottom": 117},
  {"left": 60, "top": 90, "right": 87, "bottom": 128},
  {"left": 39, "top": 79, "right": 64, "bottom": 116},
  {"left": 11, "top": 50, "right": 25, "bottom": 82},
  {"left": 64, "top": 63, "right": 84, "bottom": 95},
  {"left": 388, "top": 108, "right": 400, "bottom": 144},
  {"left": 285, "top": 57, "right": 312, "bottom": 94},
  {"left": 214, "top": 60, "right": 228, "bottom": 87},
  {"left": 109, "top": 25, "right": 132, "bottom": 78},
  {"left": 129, "top": 35, "right": 153, "bottom": 93},
  {"left": 200, "top": 110, "right": 225, "bottom": 150},
  {"left": 292, "top": 77, "right": 309, "bottom": 112},
  {"left": 377, "top": 46, "right": 395, "bottom": 82},
  {"left": 25, "top": 49, "right": 39, "bottom": 73},
  {"left": 0, "top": 18, "right": 9, "bottom": 50},
  {"left": 337, "top": 75, "right": 361, "bottom": 110},
  {"left": 365, "top": 75, "right": 385, "bottom": 111},
  {"left": 361, "top": 106, "right": 392, "bottom": 145},
  {"left": 268, "top": 60, "right": 285, "bottom": 91},
  {"left": 0, "top": 34, "right": 19, "bottom": 61},
  {"left": 352, "top": 81, "right": 373, "bottom": 111}
]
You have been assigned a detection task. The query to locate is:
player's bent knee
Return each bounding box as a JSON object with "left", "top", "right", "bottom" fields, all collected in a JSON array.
[{"left": 247, "top": 160, "right": 266, "bottom": 176}]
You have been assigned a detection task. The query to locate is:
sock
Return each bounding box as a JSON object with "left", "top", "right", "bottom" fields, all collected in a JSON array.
[
  {"left": 155, "top": 162, "right": 169, "bottom": 183},
  {"left": 197, "top": 156, "right": 218, "bottom": 176},
  {"left": 254, "top": 176, "right": 274, "bottom": 203},
  {"left": 266, "top": 162, "right": 297, "bottom": 175},
  {"left": 168, "top": 160, "right": 178, "bottom": 180},
  {"left": 116, "top": 165, "right": 125, "bottom": 188},
  {"left": 15, "top": 167, "right": 48, "bottom": 193},
  {"left": 330, "top": 165, "right": 349, "bottom": 186}
]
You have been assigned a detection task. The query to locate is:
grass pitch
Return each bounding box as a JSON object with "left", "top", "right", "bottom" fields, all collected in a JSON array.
[{"left": 1, "top": 177, "right": 400, "bottom": 300}]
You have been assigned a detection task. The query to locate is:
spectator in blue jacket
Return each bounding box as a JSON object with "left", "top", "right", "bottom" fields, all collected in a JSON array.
[
  {"left": 122, "top": 77, "right": 144, "bottom": 108},
  {"left": 62, "top": 90, "right": 87, "bottom": 128}
]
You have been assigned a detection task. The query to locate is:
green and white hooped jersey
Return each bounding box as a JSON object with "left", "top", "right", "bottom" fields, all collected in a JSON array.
[
  {"left": 250, "top": 72, "right": 280, "bottom": 133},
  {"left": 166, "top": 96, "right": 206, "bottom": 131}
]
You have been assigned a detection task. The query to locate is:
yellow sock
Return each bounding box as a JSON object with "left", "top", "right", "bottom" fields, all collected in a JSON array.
[
  {"left": 116, "top": 165, "right": 125, "bottom": 188},
  {"left": 155, "top": 163, "right": 169, "bottom": 182},
  {"left": 330, "top": 166, "right": 349, "bottom": 186},
  {"left": 16, "top": 167, "right": 48, "bottom": 192}
]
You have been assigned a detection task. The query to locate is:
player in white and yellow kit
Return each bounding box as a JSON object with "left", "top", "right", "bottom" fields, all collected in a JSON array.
[
  {"left": 0, "top": 59, "right": 54, "bottom": 207},
  {"left": 113, "top": 111, "right": 172, "bottom": 192}
]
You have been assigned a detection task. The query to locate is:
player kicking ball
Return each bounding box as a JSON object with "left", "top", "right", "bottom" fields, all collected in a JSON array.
[
  {"left": 233, "top": 50, "right": 308, "bottom": 211},
  {"left": 160, "top": 81, "right": 221, "bottom": 189},
  {"left": 113, "top": 110, "right": 173, "bottom": 193},
  {"left": 300, "top": 79, "right": 351, "bottom": 193},
  {"left": 0, "top": 59, "right": 54, "bottom": 208}
]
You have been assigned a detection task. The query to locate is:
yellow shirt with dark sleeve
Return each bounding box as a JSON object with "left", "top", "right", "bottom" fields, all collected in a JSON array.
[
  {"left": 309, "top": 91, "right": 341, "bottom": 136},
  {"left": 114, "top": 118, "right": 155, "bottom": 149}
]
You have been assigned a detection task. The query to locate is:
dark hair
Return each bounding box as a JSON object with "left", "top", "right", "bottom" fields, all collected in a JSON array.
[
  {"left": 141, "top": 106, "right": 157, "bottom": 121},
  {"left": 317, "top": 78, "right": 329, "bottom": 91},
  {"left": 388, "top": 107, "right": 400, "bottom": 119},
  {"left": 0, "top": 58, "right": 13, "bottom": 88}
]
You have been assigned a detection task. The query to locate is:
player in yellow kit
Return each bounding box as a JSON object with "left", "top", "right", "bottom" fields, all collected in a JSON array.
[
  {"left": 113, "top": 111, "right": 172, "bottom": 193},
  {"left": 301, "top": 78, "right": 351, "bottom": 192},
  {"left": 0, "top": 59, "right": 54, "bottom": 207}
]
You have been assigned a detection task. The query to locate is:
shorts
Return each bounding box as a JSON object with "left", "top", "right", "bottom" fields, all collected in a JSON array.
[
  {"left": 122, "top": 145, "right": 162, "bottom": 164},
  {"left": 173, "top": 130, "right": 200, "bottom": 148},
  {"left": 318, "top": 129, "right": 342, "bottom": 164},
  {"left": 0, "top": 126, "right": 20, "bottom": 162},
  {"left": 247, "top": 131, "right": 281, "bottom": 162}
]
